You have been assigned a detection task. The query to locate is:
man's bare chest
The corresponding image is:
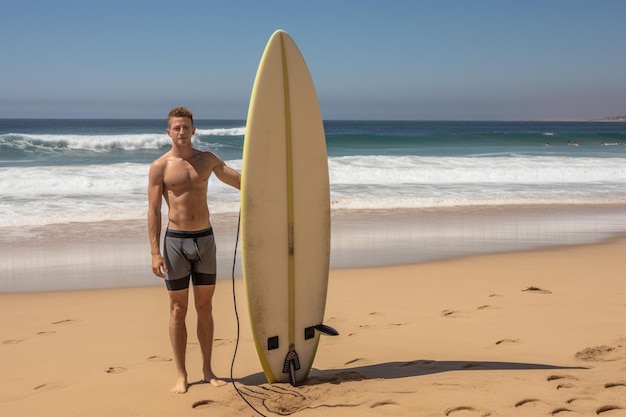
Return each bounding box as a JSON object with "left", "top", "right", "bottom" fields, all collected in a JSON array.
[{"left": 163, "top": 160, "right": 210, "bottom": 191}]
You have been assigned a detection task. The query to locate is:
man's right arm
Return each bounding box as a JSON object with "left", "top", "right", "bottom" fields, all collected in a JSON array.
[{"left": 147, "top": 161, "right": 167, "bottom": 278}]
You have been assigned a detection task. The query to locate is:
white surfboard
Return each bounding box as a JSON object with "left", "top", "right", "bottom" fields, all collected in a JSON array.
[{"left": 241, "top": 30, "right": 336, "bottom": 385}]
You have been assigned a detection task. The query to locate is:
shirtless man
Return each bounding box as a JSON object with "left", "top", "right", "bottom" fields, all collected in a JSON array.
[{"left": 148, "top": 106, "right": 241, "bottom": 393}]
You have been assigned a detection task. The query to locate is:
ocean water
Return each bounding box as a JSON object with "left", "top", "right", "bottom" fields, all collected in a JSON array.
[{"left": 1, "top": 119, "right": 625, "bottom": 230}]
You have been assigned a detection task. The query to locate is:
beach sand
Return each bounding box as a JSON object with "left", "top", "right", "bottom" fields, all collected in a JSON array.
[{"left": 2, "top": 231, "right": 625, "bottom": 416}]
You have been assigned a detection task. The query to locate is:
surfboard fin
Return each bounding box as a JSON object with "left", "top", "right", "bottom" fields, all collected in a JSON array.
[
  {"left": 314, "top": 324, "right": 339, "bottom": 336},
  {"left": 283, "top": 344, "right": 301, "bottom": 386}
]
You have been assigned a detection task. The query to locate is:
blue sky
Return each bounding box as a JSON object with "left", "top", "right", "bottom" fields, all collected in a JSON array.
[{"left": 1, "top": 0, "right": 625, "bottom": 120}]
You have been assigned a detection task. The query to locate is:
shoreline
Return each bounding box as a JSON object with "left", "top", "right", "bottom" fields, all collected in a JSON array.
[{"left": 2, "top": 203, "right": 626, "bottom": 293}]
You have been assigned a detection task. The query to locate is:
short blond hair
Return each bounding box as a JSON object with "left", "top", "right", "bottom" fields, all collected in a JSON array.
[{"left": 167, "top": 106, "right": 194, "bottom": 126}]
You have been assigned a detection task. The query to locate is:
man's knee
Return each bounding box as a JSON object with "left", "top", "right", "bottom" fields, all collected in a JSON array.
[
  {"left": 170, "top": 301, "right": 188, "bottom": 322},
  {"left": 195, "top": 297, "right": 213, "bottom": 316}
]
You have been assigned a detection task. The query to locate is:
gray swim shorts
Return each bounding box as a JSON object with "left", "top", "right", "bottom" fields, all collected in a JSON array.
[{"left": 163, "top": 227, "right": 217, "bottom": 291}]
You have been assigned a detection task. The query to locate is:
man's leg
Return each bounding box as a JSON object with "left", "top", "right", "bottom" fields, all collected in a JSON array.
[
  {"left": 193, "top": 284, "right": 226, "bottom": 386},
  {"left": 168, "top": 288, "right": 190, "bottom": 393}
]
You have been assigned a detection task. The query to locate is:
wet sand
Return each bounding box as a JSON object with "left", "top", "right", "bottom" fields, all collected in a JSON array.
[{"left": 2, "top": 204, "right": 626, "bottom": 293}]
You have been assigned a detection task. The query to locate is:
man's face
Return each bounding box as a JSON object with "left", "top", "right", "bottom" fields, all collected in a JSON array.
[{"left": 167, "top": 117, "right": 195, "bottom": 145}]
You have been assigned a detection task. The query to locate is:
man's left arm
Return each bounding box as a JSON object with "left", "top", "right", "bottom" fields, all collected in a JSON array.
[{"left": 214, "top": 163, "right": 241, "bottom": 190}]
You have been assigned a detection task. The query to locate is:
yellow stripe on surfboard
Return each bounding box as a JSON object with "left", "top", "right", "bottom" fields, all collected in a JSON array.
[{"left": 280, "top": 32, "right": 296, "bottom": 347}]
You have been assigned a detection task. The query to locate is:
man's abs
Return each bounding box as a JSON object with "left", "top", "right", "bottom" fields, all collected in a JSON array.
[{"left": 164, "top": 189, "right": 211, "bottom": 231}]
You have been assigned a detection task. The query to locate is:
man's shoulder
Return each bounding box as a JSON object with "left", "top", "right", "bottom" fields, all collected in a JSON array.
[
  {"left": 195, "top": 149, "right": 218, "bottom": 158},
  {"left": 195, "top": 150, "right": 224, "bottom": 166},
  {"left": 149, "top": 152, "right": 173, "bottom": 173}
]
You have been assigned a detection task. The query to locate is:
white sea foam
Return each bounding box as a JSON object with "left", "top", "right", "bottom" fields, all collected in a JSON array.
[
  {"left": 328, "top": 155, "right": 626, "bottom": 185},
  {"left": 1, "top": 133, "right": 170, "bottom": 152},
  {"left": 1, "top": 155, "right": 625, "bottom": 228},
  {"left": 0, "top": 163, "right": 147, "bottom": 196},
  {"left": 195, "top": 127, "right": 246, "bottom": 136}
]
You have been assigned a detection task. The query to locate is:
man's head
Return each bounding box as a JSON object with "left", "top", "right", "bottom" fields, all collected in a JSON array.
[{"left": 166, "top": 106, "right": 196, "bottom": 144}]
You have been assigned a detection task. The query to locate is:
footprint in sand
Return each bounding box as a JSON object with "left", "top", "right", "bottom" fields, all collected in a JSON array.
[
  {"left": 52, "top": 319, "right": 76, "bottom": 325},
  {"left": 105, "top": 367, "right": 127, "bottom": 374},
  {"left": 33, "top": 382, "right": 64, "bottom": 392},
  {"left": 444, "top": 405, "right": 489, "bottom": 416},
  {"left": 515, "top": 398, "right": 543, "bottom": 408},
  {"left": 192, "top": 400, "right": 214, "bottom": 409},
  {"left": 547, "top": 375, "right": 579, "bottom": 382},
  {"left": 565, "top": 397, "right": 596, "bottom": 406},
  {"left": 147, "top": 355, "right": 172, "bottom": 362},
  {"left": 547, "top": 374, "right": 579, "bottom": 390},
  {"left": 514, "top": 398, "right": 558, "bottom": 414},
  {"left": 495, "top": 338, "right": 520, "bottom": 345},
  {"left": 604, "top": 382, "right": 626, "bottom": 389},
  {"left": 441, "top": 310, "right": 468, "bottom": 318},
  {"left": 596, "top": 405, "right": 624, "bottom": 415},
  {"left": 522, "top": 286, "right": 552, "bottom": 294},
  {"left": 2, "top": 339, "right": 23, "bottom": 345}
]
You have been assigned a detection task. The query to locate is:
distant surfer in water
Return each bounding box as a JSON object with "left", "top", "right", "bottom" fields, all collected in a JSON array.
[{"left": 148, "top": 106, "right": 241, "bottom": 393}]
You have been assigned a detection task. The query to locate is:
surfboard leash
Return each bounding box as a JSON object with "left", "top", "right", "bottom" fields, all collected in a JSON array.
[{"left": 229, "top": 210, "right": 270, "bottom": 417}]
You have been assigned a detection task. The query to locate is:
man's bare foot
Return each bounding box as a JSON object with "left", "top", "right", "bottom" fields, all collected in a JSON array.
[
  {"left": 203, "top": 371, "right": 227, "bottom": 387},
  {"left": 170, "top": 376, "right": 188, "bottom": 394},
  {"left": 205, "top": 378, "right": 227, "bottom": 387}
]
